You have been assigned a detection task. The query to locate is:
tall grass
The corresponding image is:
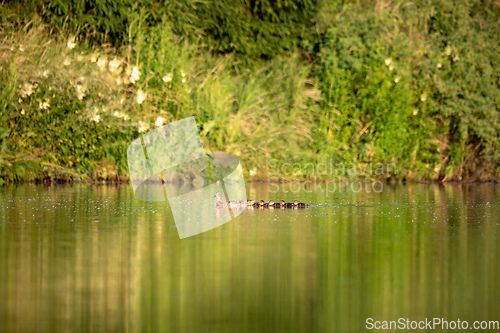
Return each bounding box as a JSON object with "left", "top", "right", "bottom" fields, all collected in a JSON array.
[
  {"left": 0, "top": 17, "right": 139, "bottom": 183},
  {"left": 0, "top": 14, "right": 321, "bottom": 183}
]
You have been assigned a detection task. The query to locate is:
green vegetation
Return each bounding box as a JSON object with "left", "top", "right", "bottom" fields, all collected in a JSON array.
[{"left": 0, "top": 0, "right": 498, "bottom": 184}]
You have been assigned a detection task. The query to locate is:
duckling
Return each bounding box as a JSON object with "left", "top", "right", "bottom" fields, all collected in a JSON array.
[
  {"left": 238, "top": 199, "right": 252, "bottom": 208},
  {"left": 276, "top": 200, "right": 287, "bottom": 208},
  {"left": 285, "top": 201, "right": 294, "bottom": 208},
  {"left": 293, "top": 200, "right": 308, "bottom": 208},
  {"left": 257, "top": 200, "right": 265, "bottom": 209},
  {"left": 267, "top": 200, "right": 275, "bottom": 208}
]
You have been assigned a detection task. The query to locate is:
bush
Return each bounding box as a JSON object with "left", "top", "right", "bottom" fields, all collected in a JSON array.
[
  {"left": 32, "top": 0, "right": 319, "bottom": 60},
  {"left": 313, "top": 1, "right": 500, "bottom": 180}
]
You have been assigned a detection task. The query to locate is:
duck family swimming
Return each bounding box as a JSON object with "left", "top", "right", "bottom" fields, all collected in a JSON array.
[{"left": 213, "top": 193, "right": 308, "bottom": 208}]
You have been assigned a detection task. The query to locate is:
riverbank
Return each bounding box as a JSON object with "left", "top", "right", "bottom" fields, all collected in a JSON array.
[
  {"left": 1, "top": 1, "right": 498, "bottom": 185},
  {"left": 1, "top": 177, "right": 497, "bottom": 187}
]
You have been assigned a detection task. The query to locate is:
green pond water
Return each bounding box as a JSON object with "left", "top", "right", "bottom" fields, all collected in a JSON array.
[{"left": 0, "top": 183, "right": 499, "bottom": 332}]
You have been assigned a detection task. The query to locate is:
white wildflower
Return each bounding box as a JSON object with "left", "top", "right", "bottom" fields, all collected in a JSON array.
[
  {"left": 18, "top": 98, "right": 22, "bottom": 103},
  {"left": 21, "top": 109, "right": 25, "bottom": 115},
  {"left": 76, "top": 84, "right": 85, "bottom": 100},
  {"left": 92, "top": 114, "right": 100, "bottom": 123},
  {"left": 249, "top": 169, "right": 256, "bottom": 176},
  {"left": 437, "top": 63, "right": 442, "bottom": 69},
  {"left": 138, "top": 121, "right": 148, "bottom": 133},
  {"left": 394, "top": 76, "right": 400, "bottom": 83},
  {"left": 113, "top": 111, "right": 129, "bottom": 120},
  {"left": 108, "top": 58, "right": 122, "bottom": 73},
  {"left": 38, "top": 70, "right": 49, "bottom": 78},
  {"left": 67, "top": 37, "right": 76, "bottom": 50},
  {"left": 136, "top": 89, "right": 146, "bottom": 104},
  {"left": 385, "top": 58, "right": 392, "bottom": 66},
  {"left": 19, "top": 82, "right": 34, "bottom": 98},
  {"left": 63, "top": 58, "right": 71, "bottom": 66},
  {"left": 90, "top": 54, "right": 97, "bottom": 63},
  {"left": 420, "top": 94, "right": 427, "bottom": 102},
  {"left": 116, "top": 77, "right": 122, "bottom": 85},
  {"left": 19, "top": 45, "right": 24, "bottom": 52},
  {"left": 181, "top": 70, "right": 186, "bottom": 77},
  {"left": 182, "top": 78, "right": 186, "bottom": 83},
  {"left": 389, "top": 65, "right": 393, "bottom": 71},
  {"left": 97, "top": 57, "right": 107, "bottom": 69},
  {"left": 155, "top": 117, "right": 164, "bottom": 127},
  {"left": 453, "top": 55, "right": 459, "bottom": 62},
  {"left": 162, "top": 73, "right": 172, "bottom": 82},
  {"left": 413, "top": 109, "right": 419, "bottom": 115},
  {"left": 120, "top": 98, "right": 125, "bottom": 104},
  {"left": 128, "top": 66, "right": 140, "bottom": 84},
  {"left": 39, "top": 100, "right": 50, "bottom": 110}
]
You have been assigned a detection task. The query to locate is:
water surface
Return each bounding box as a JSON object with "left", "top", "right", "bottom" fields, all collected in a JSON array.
[{"left": 0, "top": 183, "right": 499, "bottom": 332}]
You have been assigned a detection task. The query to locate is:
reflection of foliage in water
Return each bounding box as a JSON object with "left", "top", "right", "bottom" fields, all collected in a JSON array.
[{"left": 0, "top": 184, "right": 499, "bottom": 331}]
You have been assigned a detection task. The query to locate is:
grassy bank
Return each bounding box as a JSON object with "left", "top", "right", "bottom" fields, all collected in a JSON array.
[{"left": 0, "top": 0, "right": 498, "bottom": 185}]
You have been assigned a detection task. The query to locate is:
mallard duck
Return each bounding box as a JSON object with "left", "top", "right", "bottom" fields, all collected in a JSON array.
[
  {"left": 213, "top": 192, "right": 226, "bottom": 207},
  {"left": 285, "top": 201, "right": 294, "bottom": 208},
  {"left": 266, "top": 200, "right": 275, "bottom": 208},
  {"left": 213, "top": 192, "right": 247, "bottom": 208}
]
